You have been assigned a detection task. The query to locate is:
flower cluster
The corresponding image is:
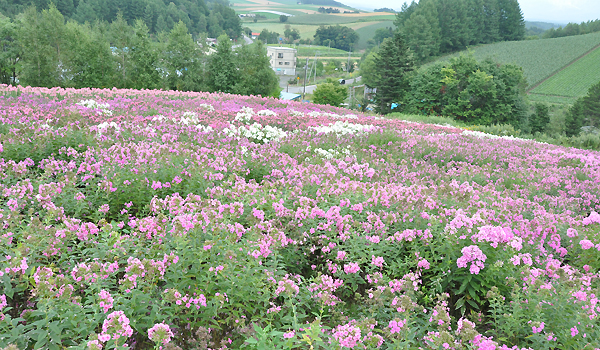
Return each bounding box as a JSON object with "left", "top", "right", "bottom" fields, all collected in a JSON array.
[{"left": 457, "top": 245, "right": 487, "bottom": 274}]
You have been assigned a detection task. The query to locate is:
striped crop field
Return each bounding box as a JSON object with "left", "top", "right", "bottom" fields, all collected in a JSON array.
[
  {"left": 530, "top": 45, "right": 600, "bottom": 98},
  {"left": 433, "top": 31, "right": 600, "bottom": 88}
]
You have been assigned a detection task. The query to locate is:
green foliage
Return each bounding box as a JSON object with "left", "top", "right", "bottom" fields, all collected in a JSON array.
[
  {"left": 312, "top": 82, "right": 348, "bottom": 106},
  {"left": 358, "top": 49, "right": 378, "bottom": 88},
  {"left": 394, "top": 0, "right": 525, "bottom": 62},
  {"left": 284, "top": 26, "right": 300, "bottom": 42},
  {"left": 408, "top": 54, "right": 528, "bottom": 126},
  {"left": 163, "top": 21, "right": 204, "bottom": 91},
  {"left": 313, "top": 24, "right": 359, "bottom": 51},
  {"left": 0, "top": 15, "right": 19, "bottom": 85},
  {"left": 232, "top": 41, "right": 281, "bottom": 98},
  {"left": 433, "top": 31, "right": 600, "bottom": 89},
  {"left": 206, "top": 34, "right": 236, "bottom": 93},
  {"left": 530, "top": 102, "right": 550, "bottom": 133},
  {"left": 258, "top": 29, "right": 280, "bottom": 44},
  {"left": 543, "top": 18, "right": 600, "bottom": 39},
  {"left": 1, "top": 0, "right": 241, "bottom": 39},
  {"left": 372, "top": 32, "right": 415, "bottom": 114},
  {"left": 279, "top": 14, "right": 288, "bottom": 23},
  {"left": 566, "top": 79, "right": 600, "bottom": 136}
]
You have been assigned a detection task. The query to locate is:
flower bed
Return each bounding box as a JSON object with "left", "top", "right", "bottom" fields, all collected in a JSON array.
[{"left": 0, "top": 85, "right": 599, "bottom": 349}]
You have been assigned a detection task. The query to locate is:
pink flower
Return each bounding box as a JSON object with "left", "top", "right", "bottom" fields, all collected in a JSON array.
[
  {"left": 371, "top": 255, "right": 384, "bottom": 268},
  {"left": 333, "top": 321, "right": 361, "bottom": 348},
  {"left": 457, "top": 245, "right": 486, "bottom": 275},
  {"left": 580, "top": 240, "right": 594, "bottom": 250},
  {"left": 388, "top": 319, "right": 407, "bottom": 334},
  {"left": 418, "top": 258, "right": 430, "bottom": 269},
  {"left": 570, "top": 326, "right": 578, "bottom": 337},
  {"left": 100, "top": 311, "right": 133, "bottom": 342},
  {"left": 337, "top": 251, "right": 347, "bottom": 260},
  {"left": 148, "top": 322, "right": 174, "bottom": 345},
  {"left": 283, "top": 330, "right": 295, "bottom": 339},
  {"left": 98, "top": 290, "right": 114, "bottom": 313},
  {"left": 344, "top": 262, "right": 360, "bottom": 274},
  {"left": 531, "top": 322, "right": 544, "bottom": 333}
]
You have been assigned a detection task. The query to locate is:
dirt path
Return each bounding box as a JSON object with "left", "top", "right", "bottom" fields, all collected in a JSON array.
[{"left": 527, "top": 42, "right": 600, "bottom": 92}]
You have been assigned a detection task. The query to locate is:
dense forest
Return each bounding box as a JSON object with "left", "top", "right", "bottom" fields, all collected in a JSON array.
[
  {"left": 395, "top": 0, "right": 525, "bottom": 63},
  {"left": 0, "top": 4, "right": 279, "bottom": 96},
  {"left": 0, "top": 0, "right": 241, "bottom": 38}
]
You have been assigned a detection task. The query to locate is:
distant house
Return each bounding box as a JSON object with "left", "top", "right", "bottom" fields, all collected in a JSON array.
[
  {"left": 251, "top": 32, "right": 261, "bottom": 40},
  {"left": 267, "top": 46, "right": 297, "bottom": 76}
]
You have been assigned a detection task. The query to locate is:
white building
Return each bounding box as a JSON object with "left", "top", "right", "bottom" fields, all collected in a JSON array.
[{"left": 267, "top": 46, "right": 297, "bottom": 76}]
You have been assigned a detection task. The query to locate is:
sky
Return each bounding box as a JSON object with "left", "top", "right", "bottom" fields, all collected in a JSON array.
[{"left": 343, "top": 0, "right": 600, "bottom": 24}]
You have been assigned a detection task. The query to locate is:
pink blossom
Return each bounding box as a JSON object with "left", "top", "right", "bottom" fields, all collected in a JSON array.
[
  {"left": 344, "top": 262, "right": 360, "bottom": 274},
  {"left": 371, "top": 255, "right": 384, "bottom": 268},
  {"left": 148, "top": 322, "right": 174, "bottom": 345}
]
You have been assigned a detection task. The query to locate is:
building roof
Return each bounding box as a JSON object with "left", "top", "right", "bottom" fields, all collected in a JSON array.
[
  {"left": 267, "top": 46, "right": 297, "bottom": 52},
  {"left": 280, "top": 92, "right": 301, "bottom": 101}
]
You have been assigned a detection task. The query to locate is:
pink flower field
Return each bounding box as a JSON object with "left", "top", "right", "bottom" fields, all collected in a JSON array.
[{"left": 0, "top": 85, "right": 599, "bottom": 349}]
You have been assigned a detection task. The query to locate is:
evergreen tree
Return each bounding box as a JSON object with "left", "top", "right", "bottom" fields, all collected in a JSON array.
[
  {"left": 566, "top": 80, "right": 600, "bottom": 135},
  {"left": 481, "top": 0, "right": 500, "bottom": 43},
  {"left": 0, "top": 15, "right": 19, "bottom": 85},
  {"left": 436, "top": 0, "right": 469, "bottom": 53},
  {"left": 232, "top": 41, "right": 280, "bottom": 97},
  {"left": 109, "top": 12, "right": 134, "bottom": 87},
  {"left": 530, "top": 102, "right": 550, "bottom": 133},
  {"left": 465, "top": 0, "right": 486, "bottom": 44},
  {"left": 129, "top": 19, "right": 160, "bottom": 90},
  {"left": 164, "top": 20, "right": 203, "bottom": 91},
  {"left": 372, "top": 32, "right": 415, "bottom": 114},
  {"left": 403, "top": 13, "right": 436, "bottom": 63},
  {"left": 497, "top": 0, "right": 525, "bottom": 41},
  {"left": 73, "top": 0, "right": 97, "bottom": 23},
  {"left": 206, "top": 34, "right": 236, "bottom": 93}
]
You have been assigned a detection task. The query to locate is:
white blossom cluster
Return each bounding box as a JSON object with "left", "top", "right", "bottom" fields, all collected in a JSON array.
[
  {"left": 257, "top": 109, "right": 277, "bottom": 117},
  {"left": 461, "top": 130, "right": 543, "bottom": 143},
  {"left": 96, "top": 121, "right": 121, "bottom": 135},
  {"left": 223, "top": 122, "right": 287, "bottom": 143},
  {"left": 178, "top": 111, "right": 200, "bottom": 125},
  {"left": 309, "top": 121, "right": 376, "bottom": 135},
  {"left": 198, "top": 103, "right": 215, "bottom": 112},
  {"left": 313, "top": 146, "right": 352, "bottom": 159},
  {"left": 195, "top": 125, "right": 214, "bottom": 133},
  {"left": 235, "top": 106, "right": 254, "bottom": 123},
  {"left": 289, "top": 110, "right": 305, "bottom": 117},
  {"left": 76, "top": 99, "right": 112, "bottom": 116}
]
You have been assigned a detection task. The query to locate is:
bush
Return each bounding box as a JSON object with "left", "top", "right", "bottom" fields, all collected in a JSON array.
[
  {"left": 312, "top": 82, "right": 348, "bottom": 106},
  {"left": 407, "top": 54, "right": 528, "bottom": 126}
]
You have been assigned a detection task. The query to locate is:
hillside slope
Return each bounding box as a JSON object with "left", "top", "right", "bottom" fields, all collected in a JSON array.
[{"left": 432, "top": 31, "right": 600, "bottom": 90}]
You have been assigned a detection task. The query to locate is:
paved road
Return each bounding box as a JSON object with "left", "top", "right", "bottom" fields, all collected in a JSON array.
[
  {"left": 233, "top": 35, "right": 254, "bottom": 49},
  {"left": 283, "top": 76, "right": 361, "bottom": 94}
]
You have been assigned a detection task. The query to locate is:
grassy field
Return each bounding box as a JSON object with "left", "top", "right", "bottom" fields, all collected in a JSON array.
[
  {"left": 246, "top": 20, "right": 393, "bottom": 50},
  {"left": 354, "top": 20, "right": 395, "bottom": 50},
  {"left": 530, "top": 45, "right": 600, "bottom": 97},
  {"left": 432, "top": 31, "right": 600, "bottom": 88}
]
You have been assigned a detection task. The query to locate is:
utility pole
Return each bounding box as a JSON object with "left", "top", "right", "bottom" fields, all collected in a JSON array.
[
  {"left": 347, "top": 46, "right": 352, "bottom": 74},
  {"left": 302, "top": 57, "right": 308, "bottom": 101}
]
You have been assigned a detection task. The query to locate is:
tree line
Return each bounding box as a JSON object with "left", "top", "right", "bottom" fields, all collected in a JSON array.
[
  {"left": 395, "top": 0, "right": 525, "bottom": 63},
  {"left": 0, "top": 5, "right": 280, "bottom": 97},
  {"left": 0, "top": 0, "right": 241, "bottom": 39},
  {"left": 542, "top": 19, "right": 600, "bottom": 39}
]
